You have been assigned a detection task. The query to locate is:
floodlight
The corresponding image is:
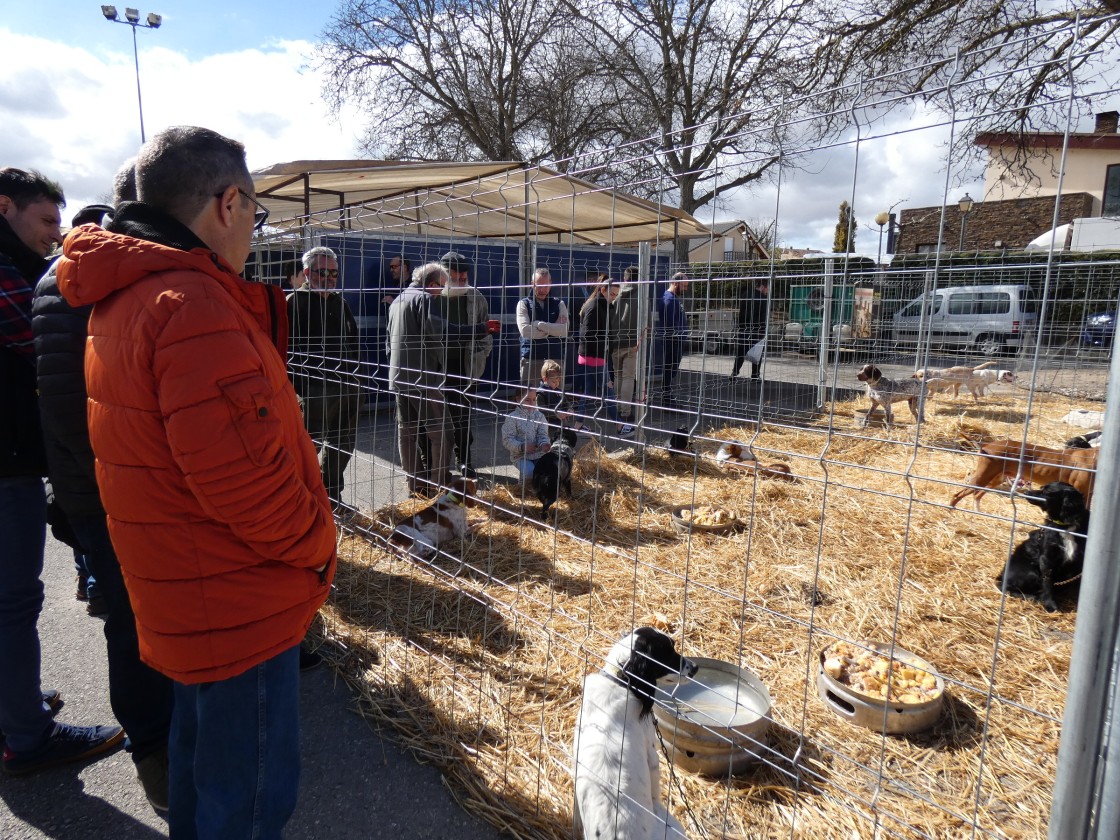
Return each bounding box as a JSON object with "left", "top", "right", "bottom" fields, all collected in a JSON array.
[
  {"left": 124, "top": 7, "right": 140, "bottom": 22},
  {"left": 101, "top": 5, "right": 118, "bottom": 20},
  {"left": 147, "top": 12, "right": 161, "bottom": 27}
]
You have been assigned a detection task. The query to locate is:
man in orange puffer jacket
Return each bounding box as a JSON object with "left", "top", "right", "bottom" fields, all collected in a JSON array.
[{"left": 57, "top": 126, "right": 336, "bottom": 840}]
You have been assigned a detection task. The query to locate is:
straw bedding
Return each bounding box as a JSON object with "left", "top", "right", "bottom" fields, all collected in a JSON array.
[{"left": 318, "top": 390, "right": 1099, "bottom": 839}]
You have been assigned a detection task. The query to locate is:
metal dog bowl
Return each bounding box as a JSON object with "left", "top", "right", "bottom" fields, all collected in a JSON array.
[
  {"left": 817, "top": 641, "right": 945, "bottom": 734},
  {"left": 653, "top": 657, "right": 772, "bottom": 776},
  {"left": 670, "top": 505, "right": 737, "bottom": 535}
]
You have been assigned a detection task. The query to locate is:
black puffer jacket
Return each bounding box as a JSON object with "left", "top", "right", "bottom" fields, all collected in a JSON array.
[{"left": 32, "top": 258, "right": 101, "bottom": 515}]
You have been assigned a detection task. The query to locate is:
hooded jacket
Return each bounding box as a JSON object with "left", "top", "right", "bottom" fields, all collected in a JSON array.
[{"left": 56, "top": 203, "right": 336, "bottom": 684}]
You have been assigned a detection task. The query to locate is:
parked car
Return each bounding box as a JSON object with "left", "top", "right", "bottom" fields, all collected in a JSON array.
[
  {"left": 1080, "top": 311, "right": 1116, "bottom": 347},
  {"left": 892, "top": 284, "right": 1038, "bottom": 357}
]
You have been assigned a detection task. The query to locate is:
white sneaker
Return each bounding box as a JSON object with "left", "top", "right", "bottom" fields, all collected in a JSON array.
[{"left": 619, "top": 424, "right": 636, "bottom": 437}]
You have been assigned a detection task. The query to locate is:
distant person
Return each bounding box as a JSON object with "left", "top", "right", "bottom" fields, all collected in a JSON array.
[
  {"left": 437, "top": 250, "right": 492, "bottom": 478},
  {"left": 56, "top": 126, "right": 337, "bottom": 838},
  {"left": 384, "top": 255, "right": 411, "bottom": 307},
  {"left": 32, "top": 186, "right": 174, "bottom": 810},
  {"left": 387, "top": 262, "right": 455, "bottom": 495},
  {"left": 500, "top": 386, "right": 551, "bottom": 482},
  {"left": 654, "top": 272, "right": 690, "bottom": 406},
  {"left": 577, "top": 275, "right": 622, "bottom": 430},
  {"left": 516, "top": 267, "right": 569, "bottom": 385},
  {"left": 731, "top": 278, "right": 769, "bottom": 381},
  {"left": 281, "top": 258, "right": 303, "bottom": 290},
  {"left": 287, "top": 246, "right": 362, "bottom": 509},
  {"left": 609, "top": 266, "right": 641, "bottom": 435},
  {"left": 0, "top": 166, "right": 124, "bottom": 776}
]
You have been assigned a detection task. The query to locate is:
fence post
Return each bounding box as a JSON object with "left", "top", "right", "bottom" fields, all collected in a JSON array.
[{"left": 1049, "top": 346, "right": 1120, "bottom": 838}]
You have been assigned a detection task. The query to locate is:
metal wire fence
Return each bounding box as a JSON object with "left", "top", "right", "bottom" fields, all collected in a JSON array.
[{"left": 255, "top": 18, "right": 1119, "bottom": 839}]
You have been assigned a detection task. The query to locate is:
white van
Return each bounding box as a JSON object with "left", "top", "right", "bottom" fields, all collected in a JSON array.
[{"left": 892, "top": 284, "right": 1037, "bottom": 356}]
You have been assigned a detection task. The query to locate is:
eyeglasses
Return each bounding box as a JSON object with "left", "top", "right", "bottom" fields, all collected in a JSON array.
[
  {"left": 214, "top": 187, "right": 270, "bottom": 230},
  {"left": 312, "top": 268, "right": 339, "bottom": 279}
]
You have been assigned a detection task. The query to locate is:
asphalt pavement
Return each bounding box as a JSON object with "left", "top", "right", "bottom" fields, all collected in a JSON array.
[{"left": 0, "top": 532, "right": 507, "bottom": 840}]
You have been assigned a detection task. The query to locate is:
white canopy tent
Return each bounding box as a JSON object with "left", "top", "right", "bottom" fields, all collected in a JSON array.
[{"left": 251, "top": 160, "right": 709, "bottom": 246}]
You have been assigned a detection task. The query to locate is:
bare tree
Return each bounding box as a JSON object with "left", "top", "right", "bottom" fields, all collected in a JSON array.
[
  {"left": 824, "top": 1, "right": 1120, "bottom": 171},
  {"left": 564, "top": 0, "right": 834, "bottom": 217},
  {"left": 318, "top": 0, "right": 618, "bottom": 166}
]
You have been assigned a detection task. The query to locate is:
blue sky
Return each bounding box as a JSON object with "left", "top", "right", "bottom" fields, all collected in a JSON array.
[{"left": 6, "top": 1, "right": 331, "bottom": 60}]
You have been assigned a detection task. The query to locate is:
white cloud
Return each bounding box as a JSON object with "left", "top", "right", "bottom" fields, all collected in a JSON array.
[
  {"left": 0, "top": 29, "right": 363, "bottom": 212},
  {"left": 727, "top": 104, "right": 985, "bottom": 252}
]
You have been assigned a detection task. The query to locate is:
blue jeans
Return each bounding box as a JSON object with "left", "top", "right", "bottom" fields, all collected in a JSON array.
[
  {"left": 577, "top": 362, "right": 620, "bottom": 423},
  {"left": 0, "top": 476, "right": 52, "bottom": 752},
  {"left": 515, "top": 457, "right": 537, "bottom": 480},
  {"left": 169, "top": 645, "right": 300, "bottom": 840},
  {"left": 69, "top": 513, "right": 173, "bottom": 763}
]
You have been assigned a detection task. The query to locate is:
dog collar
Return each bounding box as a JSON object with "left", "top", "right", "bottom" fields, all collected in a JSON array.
[{"left": 444, "top": 492, "right": 464, "bottom": 507}]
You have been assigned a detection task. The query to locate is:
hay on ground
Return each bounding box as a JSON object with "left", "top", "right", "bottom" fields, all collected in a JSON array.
[{"left": 317, "top": 390, "right": 1098, "bottom": 839}]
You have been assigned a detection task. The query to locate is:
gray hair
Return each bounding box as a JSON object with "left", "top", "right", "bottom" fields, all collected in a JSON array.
[
  {"left": 413, "top": 261, "right": 448, "bottom": 288},
  {"left": 135, "top": 126, "right": 250, "bottom": 224},
  {"left": 301, "top": 246, "right": 337, "bottom": 270},
  {"left": 531, "top": 267, "right": 551, "bottom": 286},
  {"left": 112, "top": 158, "right": 137, "bottom": 205}
]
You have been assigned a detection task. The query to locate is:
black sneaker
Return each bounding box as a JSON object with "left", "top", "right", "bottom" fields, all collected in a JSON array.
[
  {"left": 86, "top": 593, "right": 109, "bottom": 617},
  {"left": 2, "top": 722, "right": 124, "bottom": 776},
  {"left": 135, "top": 746, "right": 169, "bottom": 813}
]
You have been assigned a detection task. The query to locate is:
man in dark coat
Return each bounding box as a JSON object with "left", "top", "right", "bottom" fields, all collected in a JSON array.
[
  {"left": 0, "top": 166, "right": 123, "bottom": 776},
  {"left": 731, "top": 279, "right": 770, "bottom": 380},
  {"left": 288, "top": 246, "right": 363, "bottom": 508}
]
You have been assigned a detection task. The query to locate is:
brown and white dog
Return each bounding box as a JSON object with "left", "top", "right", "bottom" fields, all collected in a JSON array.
[
  {"left": 389, "top": 477, "right": 478, "bottom": 559},
  {"left": 913, "top": 362, "right": 1011, "bottom": 401},
  {"left": 949, "top": 440, "right": 1097, "bottom": 510},
  {"left": 715, "top": 441, "right": 794, "bottom": 480},
  {"left": 856, "top": 364, "right": 928, "bottom": 427}
]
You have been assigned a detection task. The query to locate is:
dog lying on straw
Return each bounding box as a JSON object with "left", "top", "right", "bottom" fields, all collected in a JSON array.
[
  {"left": 388, "top": 477, "right": 477, "bottom": 559},
  {"left": 573, "top": 628, "right": 697, "bottom": 840}
]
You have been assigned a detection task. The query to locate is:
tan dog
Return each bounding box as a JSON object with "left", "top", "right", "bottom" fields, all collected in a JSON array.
[
  {"left": 715, "top": 441, "right": 794, "bottom": 480},
  {"left": 949, "top": 440, "right": 1098, "bottom": 510},
  {"left": 389, "top": 477, "right": 478, "bottom": 558}
]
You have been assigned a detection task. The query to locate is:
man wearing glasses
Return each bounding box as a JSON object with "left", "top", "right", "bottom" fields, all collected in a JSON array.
[
  {"left": 287, "top": 246, "right": 362, "bottom": 510},
  {"left": 56, "top": 126, "right": 336, "bottom": 839}
]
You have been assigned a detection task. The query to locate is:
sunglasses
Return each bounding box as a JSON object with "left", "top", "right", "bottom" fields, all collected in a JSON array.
[
  {"left": 312, "top": 268, "right": 339, "bottom": 279},
  {"left": 214, "top": 187, "right": 270, "bottom": 230}
]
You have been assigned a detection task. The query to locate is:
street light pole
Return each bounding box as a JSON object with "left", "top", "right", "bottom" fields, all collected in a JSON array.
[
  {"left": 957, "top": 193, "right": 974, "bottom": 252},
  {"left": 101, "top": 6, "right": 162, "bottom": 144},
  {"left": 874, "top": 211, "right": 889, "bottom": 265}
]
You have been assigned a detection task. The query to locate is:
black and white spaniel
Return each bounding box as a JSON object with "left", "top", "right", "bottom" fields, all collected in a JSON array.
[
  {"left": 572, "top": 628, "right": 698, "bottom": 840},
  {"left": 999, "top": 481, "right": 1090, "bottom": 612}
]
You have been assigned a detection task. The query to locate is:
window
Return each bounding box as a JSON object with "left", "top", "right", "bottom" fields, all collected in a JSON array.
[
  {"left": 948, "top": 292, "right": 977, "bottom": 315},
  {"left": 899, "top": 294, "right": 941, "bottom": 319},
  {"left": 1104, "top": 164, "right": 1120, "bottom": 217},
  {"left": 976, "top": 292, "right": 1011, "bottom": 315}
]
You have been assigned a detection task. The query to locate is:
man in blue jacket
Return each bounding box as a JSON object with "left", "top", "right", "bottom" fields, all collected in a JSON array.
[{"left": 653, "top": 272, "right": 690, "bottom": 406}]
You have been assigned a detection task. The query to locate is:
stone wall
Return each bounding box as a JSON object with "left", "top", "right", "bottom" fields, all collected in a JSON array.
[{"left": 896, "top": 193, "right": 1095, "bottom": 253}]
